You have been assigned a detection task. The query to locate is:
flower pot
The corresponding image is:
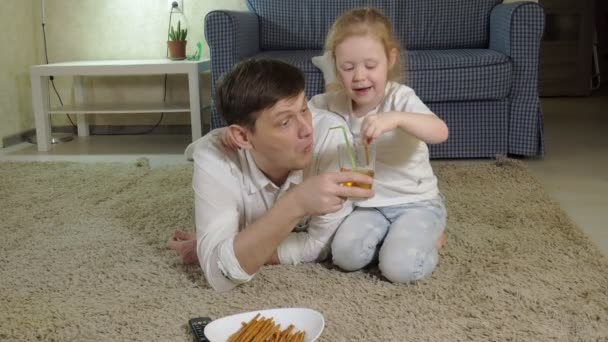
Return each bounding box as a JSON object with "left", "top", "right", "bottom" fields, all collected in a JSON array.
[{"left": 167, "top": 40, "right": 187, "bottom": 60}]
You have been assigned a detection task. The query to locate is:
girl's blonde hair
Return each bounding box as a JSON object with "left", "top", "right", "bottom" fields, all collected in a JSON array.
[{"left": 325, "top": 7, "right": 404, "bottom": 83}]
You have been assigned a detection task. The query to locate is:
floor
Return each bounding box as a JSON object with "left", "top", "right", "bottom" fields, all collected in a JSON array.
[
  {"left": 1, "top": 93, "right": 607, "bottom": 255},
  {"left": 526, "top": 93, "right": 608, "bottom": 256},
  {"left": 0, "top": 134, "right": 192, "bottom": 168}
]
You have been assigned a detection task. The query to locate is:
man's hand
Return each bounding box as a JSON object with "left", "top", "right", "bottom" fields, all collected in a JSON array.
[
  {"left": 361, "top": 112, "right": 400, "bottom": 144},
  {"left": 287, "top": 171, "right": 374, "bottom": 217}
]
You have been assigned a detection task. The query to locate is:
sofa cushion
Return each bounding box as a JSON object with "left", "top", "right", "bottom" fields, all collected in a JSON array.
[
  {"left": 408, "top": 49, "right": 510, "bottom": 71},
  {"left": 255, "top": 50, "right": 325, "bottom": 99},
  {"left": 408, "top": 49, "right": 512, "bottom": 102},
  {"left": 256, "top": 49, "right": 511, "bottom": 102},
  {"left": 256, "top": 50, "right": 323, "bottom": 74},
  {"left": 246, "top": 0, "right": 502, "bottom": 50}
]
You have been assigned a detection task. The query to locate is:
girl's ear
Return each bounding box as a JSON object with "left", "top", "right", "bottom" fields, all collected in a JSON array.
[
  {"left": 227, "top": 124, "right": 253, "bottom": 150},
  {"left": 388, "top": 48, "right": 398, "bottom": 69}
]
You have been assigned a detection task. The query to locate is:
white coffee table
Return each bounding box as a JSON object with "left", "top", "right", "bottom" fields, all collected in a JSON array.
[{"left": 30, "top": 58, "right": 210, "bottom": 152}]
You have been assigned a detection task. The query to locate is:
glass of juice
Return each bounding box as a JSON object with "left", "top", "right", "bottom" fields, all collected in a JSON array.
[{"left": 338, "top": 141, "right": 376, "bottom": 189}]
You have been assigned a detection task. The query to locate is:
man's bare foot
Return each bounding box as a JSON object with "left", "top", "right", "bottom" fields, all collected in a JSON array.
[
  {"left": 435, "top": 232, "right": 446, "bottom": 251},
  {"left": 172, "top": 230, "right": 195, "bottom": 241},
  {"left": 168, "top": 230, "right": 199, "bottom": 265}
]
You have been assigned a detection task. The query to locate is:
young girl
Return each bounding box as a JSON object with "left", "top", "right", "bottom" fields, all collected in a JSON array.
[{"left": 309, "top": 8, "right": 448, "bottom": 283}]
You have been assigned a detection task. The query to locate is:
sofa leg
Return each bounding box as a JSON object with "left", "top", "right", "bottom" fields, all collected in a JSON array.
[{"left": 495, "top": 154, "right": 510, "bottom": 166}]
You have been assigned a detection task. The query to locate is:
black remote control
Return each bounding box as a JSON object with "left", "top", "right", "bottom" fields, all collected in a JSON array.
[{"left": 188, "top": 316, "right": 212, "bottom": 342}]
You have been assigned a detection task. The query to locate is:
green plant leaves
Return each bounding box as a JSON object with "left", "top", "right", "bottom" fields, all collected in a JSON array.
[{"left": 168, "top": 20, "right": 187, "bottom": 41}]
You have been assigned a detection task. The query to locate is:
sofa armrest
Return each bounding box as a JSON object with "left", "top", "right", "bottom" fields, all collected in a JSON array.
[
  {"left": 204, "top": 10, "right": 260, "bottom": 128},
  {"left": 489, "top": 2, "right": 544, "bottom": 58},
  {"left": 205, "top": 10, "right": 260, "bottom": 60},
  {"left": 489, "top": 2, "right": 546, "bottom": 156}
]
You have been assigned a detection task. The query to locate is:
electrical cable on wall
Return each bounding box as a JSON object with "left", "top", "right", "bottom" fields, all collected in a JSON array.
[
  {"left": 40, "top": 1, "right": 182, "bottom": 136},
  {"left": 41, "top": 6, "right": 76, "bottom": 128}
]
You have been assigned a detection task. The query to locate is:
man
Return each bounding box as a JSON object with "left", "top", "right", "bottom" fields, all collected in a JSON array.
[{"left": 169, "top": 59, "right": 374, "bottom": 292}]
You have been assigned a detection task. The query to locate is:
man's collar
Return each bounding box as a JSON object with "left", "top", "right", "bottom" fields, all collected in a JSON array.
[{"left": 240, "top": 149, "right": 303, "bottom": 194}]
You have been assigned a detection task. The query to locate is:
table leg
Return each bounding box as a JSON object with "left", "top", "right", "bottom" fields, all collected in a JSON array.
[
  {"left": 74, "top": 76, "right": 89, "bottom": 136},
  {"left": 188, "top": 70, "right": 202, "bottom": 141},
  {"left": 31, "top": 75, "right": 51, "bottom": 152}
]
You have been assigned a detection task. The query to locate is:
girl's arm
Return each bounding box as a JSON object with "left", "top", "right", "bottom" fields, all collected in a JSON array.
[
  {"left": 361, "top": 111, "right": 449, "bottom": 145},
  {"left": 393, "top": 111, "right": 449, "bottom": 144}
]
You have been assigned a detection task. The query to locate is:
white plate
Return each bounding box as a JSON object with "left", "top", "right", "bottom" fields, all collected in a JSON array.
[{"left": 204, "top": 308, "right": 324, "bottom": 342}]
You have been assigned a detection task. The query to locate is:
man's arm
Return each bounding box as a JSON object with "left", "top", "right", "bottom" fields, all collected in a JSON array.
[
  {"left": 193, "top": 133, "right": 307, "bottom": 291},
  {"left": 195, "top": 156, "right": 306, "bottom": 290},
  {"left": 194, "top": 150, "right": 373, "bottom": 292},
  {"left": 193, "top": 155, "right": 247, "bottom": 292},
  {"left": 275, "top": 109, "right": 363, "bottom": 265},
  {"left": 194, "top": 159, "right": 303, "bottom": 290},
  {"left": 232, "top": 192, "right": 306, "bottom": 273},
  {"left": 233, "top": 171, "right": 373, "bottom": 273},
  {"left": 276, "top": 205, "right": 353, "bottom": 264}
]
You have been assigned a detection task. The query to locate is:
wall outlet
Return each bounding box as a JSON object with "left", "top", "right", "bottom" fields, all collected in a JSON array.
[{"left": 168, "top": 0, "right": 183, "bottom": 11}]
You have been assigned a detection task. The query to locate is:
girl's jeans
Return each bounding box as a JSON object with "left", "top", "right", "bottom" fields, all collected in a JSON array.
[{"left": 331, "top": 195, "right": 447, "bottom": 283}]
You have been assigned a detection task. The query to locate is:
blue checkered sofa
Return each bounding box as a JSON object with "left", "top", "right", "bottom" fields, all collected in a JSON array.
[{"left": 204, "top": 0, "right": 545, "bottom": 158}]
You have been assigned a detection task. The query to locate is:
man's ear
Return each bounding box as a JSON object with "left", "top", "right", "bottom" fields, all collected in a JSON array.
[
  {"left": 388, "top": 48, "right": 398, "bottom": 69},
  {"left": 227, "top": 124, "right": 253, "bottom": 150}
]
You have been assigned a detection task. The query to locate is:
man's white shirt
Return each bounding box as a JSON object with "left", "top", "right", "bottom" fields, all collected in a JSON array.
[{"left": 187, "top": 110, "right": 351, "bottom": 292}]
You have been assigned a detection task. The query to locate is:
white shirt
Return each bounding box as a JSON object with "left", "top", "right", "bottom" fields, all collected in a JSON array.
[
  {"left": 309, "top": 82, "right": 439, "bottom": 207},
  {"left": 186, "top": 110, "right": 352, "bottom": 292}
]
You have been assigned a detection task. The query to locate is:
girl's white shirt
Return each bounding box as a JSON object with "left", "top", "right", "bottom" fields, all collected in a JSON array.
[{"left": 309, "top": 81, "right": 439, "bottom": 207}]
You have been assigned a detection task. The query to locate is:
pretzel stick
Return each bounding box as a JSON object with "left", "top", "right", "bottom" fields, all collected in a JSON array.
[
  {"left": 251, "top": 318, "right": 274, "bottom": 342},
  {"left": 230, "top": 314, "right": 261, "bottom": 342},
  {"left": 268, "top": 325, "right": 281, "bottom": 342},
  {"left": 249, "top": 319, "right": 266, "bottom": 342},
  {"left": 279, "top": 325, "right": 295, "bottom": 342},
  {"left": 276, "top": 330, "right": 285, "bottom": 342},
  {"left": 290, "top": 330, "right": 303, "bottom": 342},
  {"left": 239, "top": 318, "right": 263, "bottom": 342},
  {"left": 227, "top": 314, "right": 304, "bottom": 342}
]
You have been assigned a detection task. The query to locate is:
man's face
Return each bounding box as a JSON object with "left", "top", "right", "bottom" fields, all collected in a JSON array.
[{"left": 247, "top": 91, "right": 314, "bottom": 179}]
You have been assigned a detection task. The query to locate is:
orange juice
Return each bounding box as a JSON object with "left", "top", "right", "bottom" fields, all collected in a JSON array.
[{"left": 340, "top": 168, "right": 375, "bottom": 189}]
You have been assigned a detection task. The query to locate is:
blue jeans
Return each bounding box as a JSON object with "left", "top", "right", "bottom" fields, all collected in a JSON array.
[{"left": 331, "top": 195, "right": 447, "bottom": 283}]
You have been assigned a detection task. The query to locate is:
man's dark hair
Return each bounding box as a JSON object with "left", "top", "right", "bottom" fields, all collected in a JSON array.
[{"left": 216, "top": 58, "right": 305, "bottom": 131}]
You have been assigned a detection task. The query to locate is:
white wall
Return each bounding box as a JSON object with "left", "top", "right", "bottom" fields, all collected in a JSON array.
[
  {"left": 0, "top": 0, "right": 247, "bottom": 141},
  {"left": 42, "top": 0, "right": 247, "bottom": 128},
  {"left": 0, "top": 0, "right": 40, "bottom": 146}
]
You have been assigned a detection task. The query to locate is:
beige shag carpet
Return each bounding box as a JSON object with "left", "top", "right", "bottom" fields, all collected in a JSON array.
[{"left": 0, "top": 160, "right": 607, "bottom": 341}]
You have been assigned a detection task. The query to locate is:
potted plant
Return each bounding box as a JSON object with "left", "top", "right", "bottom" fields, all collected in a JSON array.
[{"left": 167, "top": 20, "right": 187, "bottom": 60}]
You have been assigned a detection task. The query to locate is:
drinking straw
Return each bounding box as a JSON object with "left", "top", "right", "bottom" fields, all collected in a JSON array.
[{"left": 330, "top": 125, "right": 358, "bottom": 170}]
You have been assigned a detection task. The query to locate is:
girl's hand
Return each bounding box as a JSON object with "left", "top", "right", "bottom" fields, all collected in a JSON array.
[
  {"left": 361, "top": 112, "right": 400, "bottom": 144},
  {"left": 220, "top": 127, "right": 240, "bottom": 150}
]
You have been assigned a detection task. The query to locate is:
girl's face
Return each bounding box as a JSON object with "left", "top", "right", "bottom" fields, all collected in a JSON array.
[{"left": 334, "top": 33, "right": 395, "bottom": 115}]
